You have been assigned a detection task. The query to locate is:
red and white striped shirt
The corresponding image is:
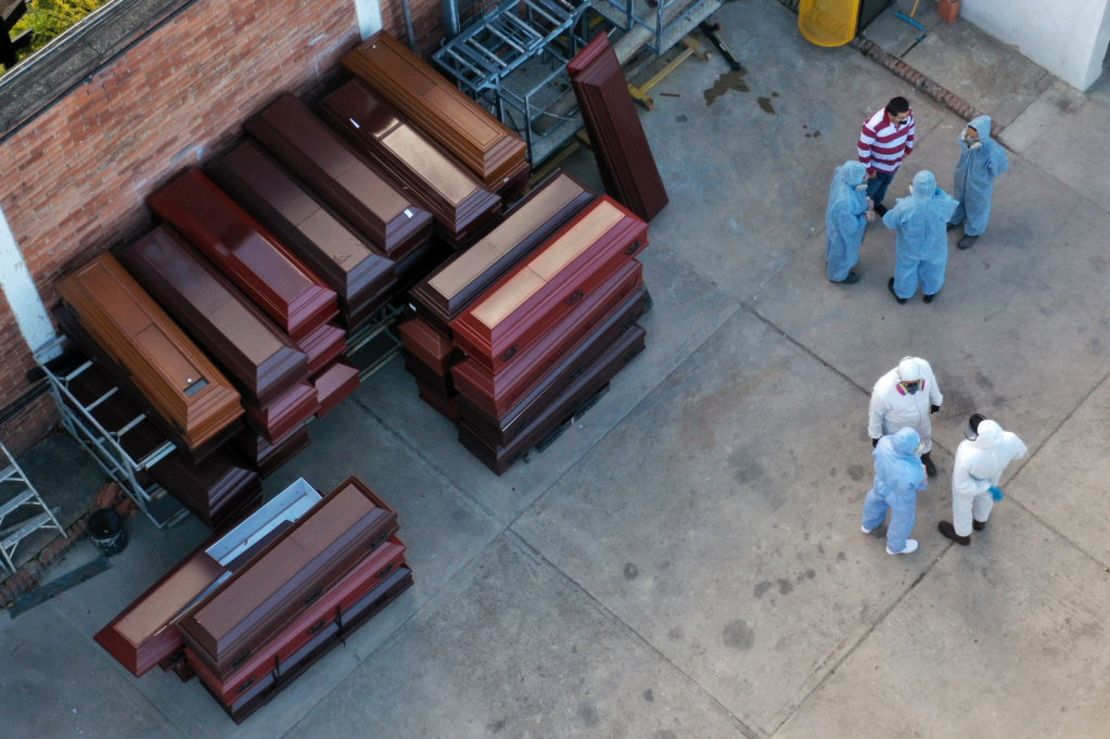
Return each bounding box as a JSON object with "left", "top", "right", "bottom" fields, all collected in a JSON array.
[{"left": 858, "top": 109, "right": 915, "bottom": 173}]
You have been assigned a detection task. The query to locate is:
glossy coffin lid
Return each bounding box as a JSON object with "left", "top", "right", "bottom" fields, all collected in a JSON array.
[
  {"left": 341, "top": 32, "right": 528, "bottom": 192},
  {"left": 295, "top": 321, "right": 347, "bottom": 376},
  {"left": 56, "top": 253, "right": 243, "bottom": 452},
  {"left": 208, "top": 140, "right": 399, "bottom": 316},
  {"left": 242, "top": 381, "right": 318, "bottom": 443},
  {"left": 118, "top": 226, "right": 309, "bottom": 406},
  {"left": 450, "top": 196, "right": 648, "bottom": 373},
  {"left": 177, "top": 476, "right": 397, "bottom": 670},
  {"left": 410, "top": 171, "right": 595, "bottom": 329},
  {"left": 398, "top": 316, "right": 455, "bottom": 375},
  {"left": 319, "top": 80, "right": 501, "bottom": 245},
  {"left": 314, "top": 362, "right": 360, "bottom": 418},
  {"left": 243, "top": 94, "right": 432, "bottom": 257},
  {"left": 148, "top": 169, "right": 339, "bottom": 340}
]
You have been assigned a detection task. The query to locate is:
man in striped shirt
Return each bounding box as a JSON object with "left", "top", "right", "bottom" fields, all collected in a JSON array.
[{"left": 858, "top": 96, "right": 915, "bottom": 216}]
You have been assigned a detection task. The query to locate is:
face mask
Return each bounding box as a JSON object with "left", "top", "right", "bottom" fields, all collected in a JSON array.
[
  {"left": 969, "top": 141, "right": 983, "bottom": 151},
  {"left": 855, "top": 183, "right": 869, "bottom": 191},
  {"left": 914, "top": 442, "right": 927, "bottom": 456},
  {"left": 965, "top": 427, "right": 978, "bottom": 441},
  {"left": 903, "top": 382, "right": 920, "bottom": 394}
]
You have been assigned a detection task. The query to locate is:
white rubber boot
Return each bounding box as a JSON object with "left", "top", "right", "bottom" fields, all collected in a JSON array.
[{"left": 886, "top": 539, "right": 919, "bottom": 555}]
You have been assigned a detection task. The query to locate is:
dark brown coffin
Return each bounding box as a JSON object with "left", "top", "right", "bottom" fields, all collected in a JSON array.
[
  {"left": 459, "top": 287, "right": 648, "bottom": 446},
  {"left": 117, "top": 226, "right": 309, "bottom": 406},
  {"left": 568, "top": 36, "right": 668, "bottom": 222},
  {"left": 147, "top": 169, "right": 339, "bottom": 340},
  {"left": 341, "top": 32, "right": 529, "bottom": 193},
  {"left": 417, "top": 380, "right": 459, "bottom": 423},
  {"left": 189, "top": 539, "right": 406, "bottom": 703},
  {"left": 231, "top": 424, "right": 311, "bottom": 478},
  {"left": 243, "top": 381, "right": 318, "bottom": 443},
  {"left": 398, "top": 316, "right": 455, "bottom": 375},
  {"left": 56, "top": 253, "right": 244, "bottom": 454},
  {"left": 458, "top": 323, "right": 646, "bottom": 474},
  {"left": 314, "top": 362, "right": 360, "bottom": 418},
  {"left": 451, "top": 259, "right": 643, "bottom": 418},
  {"left": 409, "top": 171, "right": 595, "bottom": 333},
  {"left": 449, "top": 196, "right": 648, "bottom": 374},
  {"left": 402, "top": 349, "right": 453, "bottom": 398},
  {"left": 243, "top": 94, "right": 433, "bottom": 257},
  {"left": 178, "top": 476, "right": 398, "bottom": 672},
  {"left": 295, "top": 321, "right": 347, "bottom": 376},
  {"left": 319, "top": 80, "right": 502, "bottom": 247},
  {"left": 207, "top": 141, "right": 399, "bottom": 321}
]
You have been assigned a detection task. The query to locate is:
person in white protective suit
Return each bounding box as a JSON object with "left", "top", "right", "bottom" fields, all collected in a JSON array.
[
  {"left": 868, "top": 357, "right": 943, "bottom": 477},
  {"left": 938, "top": 414, "right": 1027, "bottom": 545}
]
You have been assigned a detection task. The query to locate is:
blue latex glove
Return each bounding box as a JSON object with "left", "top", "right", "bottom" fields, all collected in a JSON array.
[{"left": 989, "top": 485, "right": 1004, "bottom": 502}]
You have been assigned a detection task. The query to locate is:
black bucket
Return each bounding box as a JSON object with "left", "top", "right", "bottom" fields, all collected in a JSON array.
[{"left": 87, "top": 508, "right": 128, "bottom": 556}]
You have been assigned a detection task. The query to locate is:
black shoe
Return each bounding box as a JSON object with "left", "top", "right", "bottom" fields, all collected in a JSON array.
[
  {"left": 938, "top": 521, "right": 971, "bottom": 545},
  {"left": 973, "top": 519, "right": 987, "bottom": 531},
  {"left": 946, "top": 222, "right": 959, "bottom": 232},
  {"left": 923, "top": 292, "right": 937, "bottom": 304},
  {"left": 841, "top": 270, "right": 861, "bottom": 284},
  {"left": 887, "top": 278, "right": 907, "bottom": 304},
  {"left": 921, "top": 453, "right": 936, "bottom": 477},
  {"left": 957, "top": 234, "right": 979, "bottom": 250},
  {"left": 874, "top": 203, "right": 888, "bottom": 217}
]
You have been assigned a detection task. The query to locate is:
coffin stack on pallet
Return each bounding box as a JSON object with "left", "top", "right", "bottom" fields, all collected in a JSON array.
[
  {"left": 94, "top": 476, "right": 412, "bottom": 723},
  {"left": 341, "top": 31, "right": 530, "bottom": 197}
]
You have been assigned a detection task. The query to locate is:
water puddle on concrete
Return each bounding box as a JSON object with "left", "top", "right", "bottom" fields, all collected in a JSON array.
[{"left": 703, "top": 69, "right": 749, "bottom": 105}]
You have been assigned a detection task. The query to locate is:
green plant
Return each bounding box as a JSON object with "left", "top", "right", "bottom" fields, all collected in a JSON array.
[{"left": 10, "top": 0, "right": 109, "bottom": 60}]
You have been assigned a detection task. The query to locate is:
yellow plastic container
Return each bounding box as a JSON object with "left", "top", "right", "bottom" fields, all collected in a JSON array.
[{"left": 798, "top": 0, "right": 860, "bottom": 47}]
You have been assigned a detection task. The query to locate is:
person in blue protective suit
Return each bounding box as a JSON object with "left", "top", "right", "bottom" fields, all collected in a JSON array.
[
  {"left": 882, "top": 170, "right": 959, "bottom": 304},
  {"left": 949, "top": 115, "right": 1009, "bottom": 250},
  {"left": 825, "top": 161, "right": 875, "bottom": 284},
  {"left": 861, "top": 427, "right": 927, "bottom": 555}
]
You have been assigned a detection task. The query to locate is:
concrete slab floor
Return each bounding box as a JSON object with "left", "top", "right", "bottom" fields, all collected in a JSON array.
[{"left": 6, "top": 0, "right": 1110, "bottom": 736}]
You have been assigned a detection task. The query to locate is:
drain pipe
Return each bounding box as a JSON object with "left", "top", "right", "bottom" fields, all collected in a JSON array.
[
  {"left": 400, "top": 0, "right": 418, "bottom": 50},
  {"left": 442, "top": 0, "right": 461, "bottom": 39}
]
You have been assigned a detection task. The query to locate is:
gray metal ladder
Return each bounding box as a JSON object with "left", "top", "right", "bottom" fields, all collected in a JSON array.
[{"left": 0, "top": 443, "right": 66, "bottom": 573}]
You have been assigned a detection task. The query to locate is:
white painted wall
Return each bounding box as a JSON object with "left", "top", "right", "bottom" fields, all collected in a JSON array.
[
  {"left": 353, "top": 0, "right": 383, "bottom": 39},
  {"left": 0, "top": 206, "right": 59, "bottom": 361},
  {"left": 961, "top": 0, "right": 1110, "bottom": 90}
]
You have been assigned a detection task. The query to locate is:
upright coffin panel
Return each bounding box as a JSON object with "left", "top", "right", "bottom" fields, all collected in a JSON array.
[
  {"left": 177, "top": 476, "right": 398, "bottom": 671},
  {"left": 56, "top": 253, "right": 243, "bottom": 453},
  {"left": 341, "top": 32, "right": 529, "bottom": 193},
  {"left": 147, "top": 169, "right": 339, "bottom": 341},
  {"left": 117, "top": 226, "right": 309, "bottom": 406},
  {"left": 243, "top": 94, "right": 433, "bottom": 258},
  {"left": 409, "top": 171, "right": 595, "bottom": 332},
  {"left": 319, "top": 80, "right": 501, "bottom": 247},
  {"left": 568, "top": 35, "right": 668, "bottom": 222},
  {"left": 449, "top": 196, "right": 648, "bottom": 373},
  {"left": 208, "top": 141, "right": 398, "bottom": 321}
]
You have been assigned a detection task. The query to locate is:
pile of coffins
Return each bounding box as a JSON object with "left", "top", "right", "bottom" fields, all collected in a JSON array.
[{"left": 94, "top": 476, "right": 411, "bottom": 722}]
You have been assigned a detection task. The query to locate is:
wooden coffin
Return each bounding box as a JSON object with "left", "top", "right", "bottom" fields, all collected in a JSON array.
[
  {"left": 207, "top": 141, "right": 399, "bottom": 321},
  {"left": 409, "top": 171, "right": 595, "bottom": 333},
  {"left": 243, "top": 94, "right": 433, "bottom": 258},
  {"left": 452, "top": 259, "right": 643, "bottom": 418},
  {"left": 416, "top": 380, "right": 459, "bottom": 423},
  {"left": 117, "top": 226, "right": 309, "bottom": 406},
  {"left": 402, "top": 349, "right": 453, "bottom": 398},
  {"left": 188, "top": 539, "right": 406, "bottom": 704},
  {"left": 459, "top": 287, "right": 648, "bottom": 446},
  {"left": 314, "top": 362, "right": 360, "bottom": 418},
  {"left": 196, "top": 566, "right": 413, "bottom": 723},
  {"left": 178, "top": 476, "right": 398, "bottom": 672},
  {"left": 398, "top": 316, "right": 455, "bottom": 375},
  {"left": 231, "top": 424, "right": 311, "bottom": 478},
  {"left": 147, "top": 169, "right": 339, "bottom": 340},
  {"left": 295, "top": 321, "right": 347, "bottom": 376},
  {"left": 319, "top": 80, "right": 502, "bottom": 247},
  {"left": 449, "top": 196, "right": 648, "bottom": 373},
  {"left": 56, "top": 254, "right": 243, "bottom": 454},
  {"left": 243, "top": 381, "right": 318, "bottom": 443},
  {"left": 568, "top": 35, "right": 668, "bottom": 222},
  {"left": 341, "top": 32, "right": 529, "bottom": 194},
  {"left": 458, "top": 323, "right": 646, "bottom": 474},
  {"left": 93, "top": 479, "right": 322, "bottom": 675}
]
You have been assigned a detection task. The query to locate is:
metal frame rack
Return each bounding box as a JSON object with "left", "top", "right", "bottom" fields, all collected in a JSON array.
[
  {"left": 34, "top": 336, "right": 188, "bottom": 529},
  {"left": 591, "top": 0, "right": 723, "bottom": 54},
  {"left": 0, "top": 442, "right": 66, "bottom": 573},
  {"left": 347, "top": 301, "right": 408, "bottom": 382}
]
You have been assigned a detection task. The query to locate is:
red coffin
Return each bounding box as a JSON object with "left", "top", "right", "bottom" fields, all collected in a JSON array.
[
  {"left": 398, "top": 317, "right": 455, "bottom": 375},
  {"left": 450, "top": 196, "right": 648, "bottom": 373},
  {"left": 451, "top": 259, "right": 643, "bottom": 418},
  {"left": 231, "top": 423, "right": 311, "bottom": 478},
  {"left": 147, "top": 169, "right": 339, "bottom": 341},
  {"left": 295, "top": 322, "right": 347, "bottom": 376},
  {"left": 243, "top": 381, "right": 318, "bottom": 443},
  {"left": 313, "top": 362, "right": 360, "bottom": 418}
]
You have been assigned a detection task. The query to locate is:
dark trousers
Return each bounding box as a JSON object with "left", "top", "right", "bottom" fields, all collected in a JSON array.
[{"left": 866, "top": 170, "right": 895, "bottom": 208}]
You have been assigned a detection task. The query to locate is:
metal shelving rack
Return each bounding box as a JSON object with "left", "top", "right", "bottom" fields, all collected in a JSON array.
[{"left": 591, "top": 0, "right": 723, "bottom": 54}]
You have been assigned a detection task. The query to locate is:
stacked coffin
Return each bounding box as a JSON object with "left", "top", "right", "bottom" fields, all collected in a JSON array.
[
  {"left": 95, "top": 476, "right": 412, "bottom": 723},
  {"left": 568, "top": 35, "right": 669, "bottom": 222},
  {"left": 340, "top": 32, "right": 530, "bottom": 197}
]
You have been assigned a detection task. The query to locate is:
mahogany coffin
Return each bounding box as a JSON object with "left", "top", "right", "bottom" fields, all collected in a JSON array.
[
  {"left": 242, "top": 381, "right": 318, "bottom": 443},
  {"left": 402, "top": 349, "right": 453, "bottom": 398},
  {"left": 451, "top": 259, "right": 643, "bottom": 418},
  {"left": 177, "top": 476, "right": 398, "bottom": 672},
  {"left": 416, "top": 380, "right": 459, "bottom": 423},
  {"left": 295, "top": 321, "right": 347, "bottom": 376},
  {"left": 147, "top": 169, "right": 339, "bottom": 340},
  {"left": 243, "top": 94, "right": 433, "bottom": 258},
  {"left": 230, "top": 424, "right": 311, "bottom": 478},
  {"left": 340, "top": 32, "right": 529, "bottom": 193},
  {"left": 313, "top": 362, "right": 360, "bottom": 418},
  {"left": 207, "top": 141, "right": 399, "bottom": 321},
  {"left": 409, "top": 170, "right": 595, "bottom": 333},
  {"left": 458, "top": 323, "right": 646, "bottom": 474},
  {"left": 568, "top": 35, "right": 668, "bottom": 222},
  {"left": 449, "top": 196, "right": 648, "bottom": 374},
  {"left": 458, "top": 287, "right": 648, "bottom": 446},
  {"left": 398, "top": 316, "right": 455, "bottom": 375},
  {"left": 56, "top": 254, "right": 243, "bottom": 454},
  {"left": 319, "top": 80, "right": 502, "bottom": 247},
  {"left": 117, "top": 226, "right": 309, "bottom": 406}
]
